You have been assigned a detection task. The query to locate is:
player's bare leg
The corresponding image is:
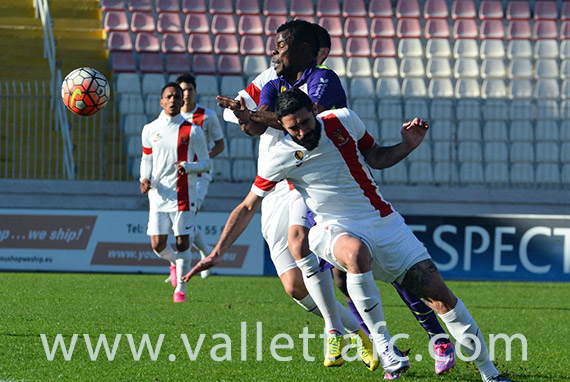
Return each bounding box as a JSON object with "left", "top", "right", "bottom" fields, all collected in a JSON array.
[{"left": 152, "top": 235, "right": 177, "bottom": 287}]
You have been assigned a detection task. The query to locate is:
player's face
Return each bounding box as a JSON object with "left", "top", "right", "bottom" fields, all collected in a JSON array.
[
  {"left": 179, "top": 81, "right": 196, "bottom": 106},
  {"left": 160, "top": 86, "right": 183, "bottom": 117},
  {"left": 272, "top": 30, "right": 298, "bottom": 78},
  {"left": 280, "top": 107, "right": 321, "bottom": 151}
]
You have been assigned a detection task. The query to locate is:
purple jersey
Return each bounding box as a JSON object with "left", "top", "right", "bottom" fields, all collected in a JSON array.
[{"left": 259, "top": 61, "right": 347, "bottom": 110}]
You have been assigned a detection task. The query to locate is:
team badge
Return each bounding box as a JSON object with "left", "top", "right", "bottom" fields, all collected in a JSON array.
[
  {"left": 280, "top": 86, "right": 287, "bottom": 93},
  {"left": 332, "top": 129, "right": 349, "bottom": 146},
  {"left": 180, "top": 134, "right": 189, "bottom": 144},
  {"left": 294, "top": 150, "right": 304, "bottom": 167}
]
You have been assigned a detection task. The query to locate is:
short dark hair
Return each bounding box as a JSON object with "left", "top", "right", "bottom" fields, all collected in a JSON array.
[
  {"left": 161, "top": 82, "right": 183, "bottom": 97},
  {"left": 275, "top": 88, "right": 314, "bottom": 120},
  {"left": 276, "top": 19, "right": 319, "bottom": 58},
  {"left": 312, "top": 23, "right": 331, "bottom": 50},
  {"left": 175, "top": 73, "right": 196, "bottom": 89}
]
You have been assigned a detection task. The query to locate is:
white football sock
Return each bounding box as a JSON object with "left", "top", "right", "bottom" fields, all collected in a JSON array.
[
  {"left": 192, "top": 228, "right": 212, "bottom": 259},
  {"left": 294, "top": 294, "right": 360, "bottom": 333},
  {"left": 295, "top": 254, "right": 344, "bottom": 334},
  {"left": 346, "top": 271, "right": 392, "bottom": 351},
  {"left": 174, "top": 249, "right": 191, "bottom": 294},
  {"left": 154, "top": 247, "right": 176, "bottom": 265},
  {"left": 439, "top": 299, "right": 499, "bottom": 380}
]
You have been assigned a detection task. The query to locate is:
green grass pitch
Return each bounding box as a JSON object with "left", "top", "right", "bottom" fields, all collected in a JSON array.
[{"left": 0, "top": 272, "right": 568, "bottom": 381}]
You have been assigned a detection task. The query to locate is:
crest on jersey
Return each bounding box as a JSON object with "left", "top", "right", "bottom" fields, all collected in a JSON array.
[
  {"left": 332, "top": 129, "right": 349, "bottom": 146},
  {"left": 280, "top": 86, "right": 287, "bottom": 93},
  {"left": 180, "top": 134, "right": 189, "bottom": 144},
  {"left": 294, "top": 150, "right": 304, "bottom": 160}
]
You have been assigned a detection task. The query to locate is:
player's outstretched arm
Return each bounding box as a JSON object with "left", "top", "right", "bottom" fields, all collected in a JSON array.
[
  {"left": 216, "top": 95, "right": 270, "bottom": 136},
  {"left": 182, "top": 191, "right": 264, "bottom": 281},
  {"left": 363, "top": 117, "right": 429, "bottom": 169}
]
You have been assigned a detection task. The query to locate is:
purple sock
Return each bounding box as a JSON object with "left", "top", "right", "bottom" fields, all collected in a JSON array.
[
  {"left": 346, "top": 300, "right": 370, "bottom": 337},
  {"left": 392, "top": 282, "right": 449, "bottom": 341}
]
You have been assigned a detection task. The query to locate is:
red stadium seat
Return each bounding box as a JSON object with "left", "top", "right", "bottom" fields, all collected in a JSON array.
[
  {"left": 506, "top": 1, "right": 530, "bottom": 20},
  {"left": 372, "top": 38, "right": 396, "bottom": 57},
  {"left": 107, "top": 31, "right": 133, "bottom": 52},
  {"left": 101, "top": 0, "right": 125, "bottom": 12},
  {"left": 239, "top": 35, "right": 265, "bottom": 55},
  {"left": 451, "top": 0, "right": 476, "bottom": 20},
  {"left": 193, "top": 54, "right": 217, "bottom": 74},
  {"left": 156, "top": 0, "right": 180, "bottom": 13},
  {"left": 342, "top": 0, "right": 366, "bottom": 18},
  {"left": 480, "top": 20, "right": 504, "bottom": 40},
  {"left": 368, "top": 0, "right": 392, "bottom": 18},
  {"left": 534, "top": 1, "right": 558, "bottom": 20},
  {"left": 211, "top": 14, "right": 237, "bottom": 34},
  {"left": 424, "top": 0, "right": 449, "bottom": 19},
  {"left": 161, "top": 33, "right": 186, "bottom": 53},
  {"left": 478, "top": 1, "right": 503, "bottom": 20},
  {"left": 139, "top": 52, "right": 164, "bottom": 73},
  {"left": 263, "top": 0, "right": 288, "bottom": 16},
  {"left": 182, "top": 0, "right": 206, "bottom": 14},
  {"left": 264, "top": 15, "right": 288, "bottom": 36},
  {"left": 319, "top": 17, "right": 343, "bottom": 37},
  {"left": 236, "top": 0, "right": 261, "bottom": 15},
  {"left": 344, "top": 17, "right": 369, "bottom": 38},
  {"left": 209, "top": 0, "right": 233, "bottom": 14},
  {"left": 128, "top": 0, "right": 152, "bottom": 13},
  {"left": 396, "top": 0, "right": 420, "bottom": 19},
  {"left": 135, "top": 32, "right": 160, "bottom": 53},
  {"left": 316, "top": 0, "right": 341, "bottom": 17},
  {"left": 214, "top": 34, "right": 239, "bottom": 55},
  {"left": 294, "top": 15, "right": 315, "bottom": 23},
  {"left": 346, "top": 37, "right": 371, "bottom": 57},
  {"left": 507, "top": 20, "right": 531, "bottom": 40},
  {"left": 104, "top": 11, "right": 129, "bottom": 32},
  {"left": 238, "top": 15, "right": 263, "bottom": 35},
  {"left": 534, "top": 20, "right": 557, "bottom": 40},
  {"left": 218, "top": 54, "right": 243, "bottom": 75},
  {"left": 165, "top": 53, "right": 190, "bottom": 73},
  {"left": 328, "top": 36, "right": 344, "bottom": 56},
  {"left": 425, "top": 19, "right": 449, "bottom": 39},
  {"left": 289, "top": 0, "right": 314, "bottom": 17},
  {"left": 112, "top": 52, "right": 137, "bottom": 72},
  {"left": 562, "top": 21, "right": 570, "bottom": 40},
  {"left": 184, "top": 13, "right": 209, "bottom": 34},
  {"left": 187, "top": 33, "right": 213, "bottom": 54},
  {"left": 265, "top": 35, "right": 276, "bottom": 55},
  {"left": 370, "top": 17, "right": 395, "bottom": 38},
  {"left": 453, "top": 19, "right": 478, "bottom": 39},
  {"left": 130, "top": 12, "right": 155, "bottom": 33},
  {"left": 563, "top": 3, "right": 570, "bottom": 21},
  {"left": 157, "top": 13, "right": 182, "bottom": 34},
  {"left": 397, "top": 18, "right": 421, "bottom": 38}
]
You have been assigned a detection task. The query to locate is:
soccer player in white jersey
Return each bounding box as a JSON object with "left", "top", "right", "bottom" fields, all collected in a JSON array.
[
  {"left": 140, "top": 82, "right": 211, "bottom": 303},
  {"left": 175, "top": 73, "right": 226, "bottom": 280},
  {"left": 185, "top": 88, "right": 515, "bottom": 382}
]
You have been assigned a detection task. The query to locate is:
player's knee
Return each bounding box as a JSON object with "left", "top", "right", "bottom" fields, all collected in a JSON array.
[{"left": 283, "top": 278, "right": 308, "bottom": 300}]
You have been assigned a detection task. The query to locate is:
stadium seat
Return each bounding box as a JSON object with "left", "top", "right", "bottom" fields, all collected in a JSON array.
[
  {"left": 537, "top": 100, "right": 560, "bottom": 120},
  {"left": 126, "top": 135, "right": 143, "bottom": 157},
  {"left": 376, "top": 78, "right": 401, "bottom": 98},
  {"left": 535, "top": 59, "right": 558, "bottom": 79},
  {"left": 318, "top": 17, "right": 343, "bottom": 37},
  {"left": 316, "top": 0, "right": 340, "bottom": 17},
  {"left": 534, "top": 40, "right": 559, "bottom": 59},
  {"left": 485, "top": 162, "right": 509, "bottom": 184},
  {"left": 397, "top": 18, "right": 421, "bottom": 39},
  {"left": 214, "top": 34, "right": 239, "bottom": 55},
  {"left": 211, "top": 158, "right": 232, "bottom": 182},
  {"left": 368, "top": 0, "right": 392, "bottom": 18},
  {"left": 455, "top": 78, "right": 480, "bottom": 98},
  {"left": 119, "top": 93, "right": 144, "bottom": 113},
  {"left": 349, "top": 78, "right": 375, "bottom": 102},
  {"left": 509, "top": 80, "right": 532, "bottom": 99},
  {"left": 107, "top": 31, "right": 133, "bottom": 52},
  {"left": 344, "top": 17, "right": 369, "bottom": 38},
  {"left": 508, "top": 59, "right": 532, "bottom": 79},
  {"left": 534, "top": 1, "right": 557, "bottom": 20},
  {"left": 479, "top": 1, "right": 503, "bottom": 20},
  {"left": 243, "top": 55, "right": 268, "bottom": 76},
  {"left": 562, "top": 22, "right": 570, "bottom": 40},
  {"left": 453, "top": 39, "right": 479, "bottom": 58},
  {"left": 371, "top": 38, "right": 396, "bottom": 58},
  {"left": 562, "top": 142, "right": 570, "bottom": 163},
  {"left": 156, "top": 0, "right": 179, "bottom": 13},
  {"left": 218, "top": 55, "right": 242, "bottom": 75},
  {"left": 379, "top": 119, "right": 403, "bottom": 141},
  {"left": 536, "top": 142, "right": 560, "bottom": 164},
  {"left": 112, "top": 52, "right": 137, "bottom": 72},
  {"left": 192, "top": 54, "right": 217, "bottom": 74},
  {"left": 459, "top": 162, "right": 484, "bottom": 184},
  {"left": 115, "top": 72, "right": 142, "bottom": 94},
  {"left": 456, "top": 120, "right": 481, "bottom": 142},
  {"left": 562, "top": 100, "right": 570, "bottom": 118},
  {"left": 161, "top": 33, "right": 186, "bottom": 53},
  {"left": 434, "top": 161, "right": 459, "bottom": 184},
  {"left": 351, "top": 99, "right": 377, "bottom": 119},
  {"left": 402, "top": 78, "right": 427, "bottom": 98},
  {"left": 327, "top": 36, "right": 344, "bottom": 56},
  {"left": 510, "top": 162, "right": 535, "bottom": 185},
  {"left": 506, "top": 1, "right": 529, "bottom": 20},
  {"left": 429, "top": 119, "right": 453, "bottom": 142},
  {"left": 483, "top": 99, "right": 507, "bottom": 121},
  {"left": 220, "top": 76, "right": 245, "bottom": 98},
  {"left": 323, "top": 56, "right": 346, "bottom": 76},
  {"left": 139, "top": 53, "right": 163, "bottom": 73},
  {"left": 454, "top": 58, "right": 479, "bottom": 78},
  {"left": 236, "top": 0, "right": 261, "bottom": 15},
  {"left": 396, "top": 0, "right": 420, "bottom": 18},
  {"left": 209, "top": 0, "right": 233, "bottom": 14},
  {"left": 425, "top": 19, "right": 449, "bottom": 39},
  {"left": 184, "top": 13, "right": 209, "bottom": 34},
  {"left": 238, "top": 15, "right": 263, "bottom": 35},
  {"left": 408, "top": 162, "right": 434, "bottom": 184},
  {"left": 453, "top": 19, "right": 478, "bottom": 39},
  {"left": 187, "top": 33, "right": 212, "bottom": 54},
  {"left": 507, "top": 20, "right": 531, "bottom": 40},
  {"left": 509, "top": 121, "right": 533, "bottom": 141},
  {"left": 451, "top": 0, "right": 476, "bottom": 19},
  {"left": 130, "top": 12, "right": 155, "bottom": 33},
  {"left": 507, "top": 40, "right": 532, "bottom": 59},
  {"left": 483, "top": 120, "right": 508, "bottom": 142},
  {"left": 211, "top": 14, "right": 237, "bottom": 35},
  {"left": 535, "top": 79, "right": 559, "bottom": 99},
  {"left": 456, "top": 98, "right": 481, "bottom": 120},
  {"left": 165, "top": 53, "right": 190, "bottom": 73},
  {"left": 346, "top": 37, "right": 371, "bottom": 57},
  {"left": 534, "top": 20, "right": 557, "bottom": 40},
  {"left": 157, "top": 13, "right": 182, "bottom": 34},
  {"left": 264, "top": 15, "right": 287, "bottom": 35},
  {"left": 484, "top": 141, "right": 508, "bottom": 162},
  {"left": 346, "top": 58, "right": 372, "bottom": 77},
  {"left": 423, "top": 0, "right": 448, "bottom": 19},
  {"left": 562, "top": 61, "right": 570, "bottom": 80},
  {"left": 510, "top": 142, "right": 535, "bottom": 163},
  {"left": 563, "top": 80, "right": 570, "bottom": 100},
  {"left": 182, "top": 0, "right": 206, "bottom": 14},
  {"left": 400, "top": 58, "right": 424, "bottom": 78},
  {"left": 144, "top": 93, "right": 163, "bottom": 116},
  {"left": 101, "top": 0, "right": 125, "bottom": 12},
  {"left": 289, "top": 0, "right": 314, "bottom": 17},
  {"left": 458, "top": 141, "right": 483, "bottom": 162},
  {"left": 381, "top": 162, "right": 409, "bottom": 184},
  {"left": 426, "top": 58, "right": 452, "bottom": 78},
  {"left": 263, "top": 0, "right": 287, "bottom": 16},
  {"left": 195, "top": 75, "right": 219, "bottom": 95},
  {"left": 135, "top": 32, "right": 160, "bottom": 53},
  {"left": 372, "top": 57, "right": 398, "bottom": 78},
  {"left": 398, "top": 38, "right": 423, "bottom": 58},
  {"left": 342, "top": 0, "right": 366, "bottom": 17},
  {"left": 239, "top": 35, "right": 264, "bottom": 55},
  {"left": 426, "top": 38, "right": 451, "bottom": 58},
  {"left": 430, "top": 98, "right": 454, "bottom": 119},
  {"left": 123, "top": 113, "right": 147, "bottom": 136},
  {"left": 562, "top": 41, "right": 570, "bottom": 61},
  {"left": 104, "top": 11, "right": 129, "bottom": 32},
  {"left": 536, "top": 163, "right": 560, "bottom": 184},
  {"left": 480, "top": 20, "right": 504, "bottom": 40},
  {"left": 535, "top": 120, "right": 560, "bottom": 142},
  {"left": 232, "top": 159, "right": 257, "bottom": 181},
  {"left": 128, "top": 0, "right": 152, "bottom": 13},
  {"left": 480, "top": 58, "right": 505, "bottom": 79},
  {"left": 432, "top": 139, "right": 454, "bottom": 162},
  {"left": 480, "top": 40, "right": 505, "bottom": 59},
  {"left": 265, "top": 35, "right": 276, "bottom": 55},
  {"left": 378, "top": 99, "right": 403, "bottom": 119}
]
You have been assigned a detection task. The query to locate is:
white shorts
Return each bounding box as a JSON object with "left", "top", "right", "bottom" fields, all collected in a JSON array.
[
  {"left": 147, "top": 210, "right": 196, "bottom": 237},
  {"left": 308, "top": 211, "right": 430, "bottom": 284},
  {"left": 195, "top": 176, "right": 210, "bottom": 210},
  {"left": 261, "top": 185, "right": 311, "bottom": 276}
]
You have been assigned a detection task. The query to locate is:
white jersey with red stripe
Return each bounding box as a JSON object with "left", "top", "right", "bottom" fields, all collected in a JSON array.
[
  {"left": 140, "top": 111, "right": 210, "bottom": 212},
  {"left": 251, "top": 108, "right": 394, "bottom": 225}
]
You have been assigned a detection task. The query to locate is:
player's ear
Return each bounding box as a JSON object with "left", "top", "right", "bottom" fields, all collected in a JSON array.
[{"left": 312, "top": 103, "right": 318, "bottom": 115}]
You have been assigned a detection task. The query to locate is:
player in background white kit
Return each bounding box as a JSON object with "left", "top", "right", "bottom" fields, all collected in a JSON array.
[
  {"left": 140, "top": 82, "right": 211, "bottom": 303},
  {"left": 175, "top": 73, "right": 226, "bottom": 280}
]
